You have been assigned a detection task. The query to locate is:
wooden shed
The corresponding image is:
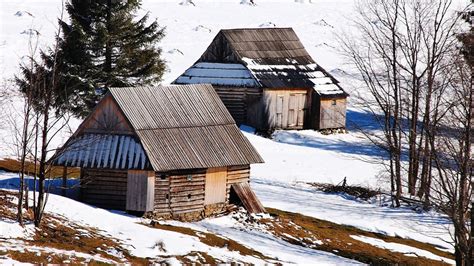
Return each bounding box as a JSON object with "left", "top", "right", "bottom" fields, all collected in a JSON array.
[
  {"left": 52, "top": 84, "right": 265, "bottom": 220},
  {"left": 174, "top": 27, "right": 348, "bottom": 132}
]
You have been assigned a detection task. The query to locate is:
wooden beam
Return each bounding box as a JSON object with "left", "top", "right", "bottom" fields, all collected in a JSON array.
[{"left": 62, "top": 166, "right": 67, "bottom": 196}]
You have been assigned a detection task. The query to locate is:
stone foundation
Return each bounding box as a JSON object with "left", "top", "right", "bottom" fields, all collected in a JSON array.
[{"left": 147, "top": 203, "right": 229, "bottom": 222}]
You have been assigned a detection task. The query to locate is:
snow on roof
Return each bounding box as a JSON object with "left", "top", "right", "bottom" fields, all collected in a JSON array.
[
  {"left": 243, "top": 57, "right": 346, "bottom": 96},
  {"left": 313, "top": 84, "right": 345, "bottom": 96},
  {"left": 174, "top": 62, "right": 259, "bottom": 87}
]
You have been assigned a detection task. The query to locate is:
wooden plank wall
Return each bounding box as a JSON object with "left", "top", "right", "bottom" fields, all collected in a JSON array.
[
  {"left": 79, "top": 94, "right": 134, "bottom": 135},
  {"left": 81, "top": 168, "right": 128, "bottom": 210},
  {"left": 214, "top": 87, "right": 262, "bottom": 126},
  {"left": 319, "top": 97, "right": 347, "bottom": 130},
  {"left": 226, "top": 165, "right": 250, "bottom": 203},
  {"left": 231, "top": 182, "right": 266, "bottom": 213}
]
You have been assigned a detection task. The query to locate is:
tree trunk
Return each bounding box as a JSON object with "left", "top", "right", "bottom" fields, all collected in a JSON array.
[{"left": 34, "top": 98, "right": 50, "bottom": 227}]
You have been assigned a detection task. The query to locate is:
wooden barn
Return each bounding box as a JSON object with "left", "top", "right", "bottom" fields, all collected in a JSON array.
[
  {"left": 174, "top": 27, "right": 348, "bottom": 132},
  {"left": 52, "top": 84, "right": 265, "bottom": 221}
]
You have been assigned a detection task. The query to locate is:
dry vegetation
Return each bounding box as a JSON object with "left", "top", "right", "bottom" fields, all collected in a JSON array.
[
  {"left": 0, "top": 190, "right": 145, "bottom": 264},
  {"left": 263, "top": 208, "right": 453, "bottom": 265},
  {"left": 0, "top": 158, "right": 80, "bottom": 178},
  {"left": 149, "top": 221, "right": 277, "bottom": 263}
]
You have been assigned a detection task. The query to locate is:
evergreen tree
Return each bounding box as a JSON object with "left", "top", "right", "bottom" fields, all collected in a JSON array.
[{"left": 58, "top": 0, "right": 166, "bottom": 116}]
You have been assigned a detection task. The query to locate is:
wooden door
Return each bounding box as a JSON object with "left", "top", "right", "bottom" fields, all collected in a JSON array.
[
  {"left": 126, "top": 170, "right": 155, "bottom": 212},
  {"left": 296, "top": 93, "right": 306, "bottom": 127},
  {"left": 288, "top": 94, "right": 297, "bottom": 126},
  {"left": 205, "top": 167, "right": 227, "bottom": 205},
  {"left": 276, "top": 95, "right": 284, "bottom": 128}
]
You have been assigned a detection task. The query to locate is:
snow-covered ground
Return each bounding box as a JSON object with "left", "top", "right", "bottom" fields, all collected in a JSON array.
[
  {"left": 251, "top": 178, "right": 453, "bottom": 252},
  {"left": 0, "top": 0, "right": 464, "bottom": 263}
]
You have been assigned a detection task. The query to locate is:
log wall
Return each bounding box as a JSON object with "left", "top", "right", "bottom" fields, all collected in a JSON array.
[
  {"left": 81, "top": 168, "right": 128, "bottom": 210},
  {"left": 154, "top": 169, "right": 206, "bottom": 219},
  {"left": 214, "top": 86, "right": 262, "bottom": 127}
]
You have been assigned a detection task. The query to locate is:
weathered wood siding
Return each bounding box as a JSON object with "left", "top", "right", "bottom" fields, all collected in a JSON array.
[
  {"left": 165, "top": 169, "right": 206, "bottom": 215},
  {"left": 226, "top": 165, "right": 250, "bottom": 203},
  {"left": 154, "top": 173, "right": 171, "bottom": 216},
  {"left": 81, "top": 168, "right": 128, "bottom": 210},
  {"left": 152, "top": 166, "right": 251, "bottom": 216},
  {"left": 79, "top": 94, "right": 133, "bottom": 135},
  {"left": 126, "top": 170, "right": 155, "bottom": 212},
  {"left": 205, "top": 167, "right": 227, "bottom": 205},
  {"left": 319, "top": 97, "right": 346, "bottom": 130},
  {"left": 214, "top": 86, "right": 263, "bottom": 127},
  {"left": 263, "top": 89, "right": 309, "bottom": 130}
]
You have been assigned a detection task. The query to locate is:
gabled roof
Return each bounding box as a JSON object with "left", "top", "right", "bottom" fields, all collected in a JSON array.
[
  {"left": 54, "top": 84, "right": 264, "bottom": 171},
  {"left": 175, "top": 28, "right": 347, "bottom": 97}
]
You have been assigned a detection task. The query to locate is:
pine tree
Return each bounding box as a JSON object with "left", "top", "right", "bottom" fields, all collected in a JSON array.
[{"left": 58, "top": 0, "right": 166, "bottom": 116}]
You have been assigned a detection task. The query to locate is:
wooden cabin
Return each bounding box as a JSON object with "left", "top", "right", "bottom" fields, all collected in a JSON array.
[
  {"left": 174, "top": 27, "right": 348, "bottom": 132},
  {"left": 52, "top": 84, "right": 265, "bottom": 221}
]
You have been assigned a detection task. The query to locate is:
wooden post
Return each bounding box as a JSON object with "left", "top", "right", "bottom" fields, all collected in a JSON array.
[{"left": 62, "top": 166, "right": 67, "bottom": 197}]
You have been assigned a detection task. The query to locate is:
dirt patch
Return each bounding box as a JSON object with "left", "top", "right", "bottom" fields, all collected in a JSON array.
[
  {"left": 0, "top": 190, "right": 146, "bottom": 265},
  {"left": 264, "top": 208, "right": 453, "bottom": 265},
  {"left": 149, "top": 221, "right": 274, "bottom": 262}
]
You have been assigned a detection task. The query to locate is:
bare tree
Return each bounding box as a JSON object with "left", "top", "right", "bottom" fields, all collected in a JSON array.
[
  {"left": 430, "top": 49, "right": 472, "bottom": 265},
  {"left": 15, "top": 0, "right": 72, "bottom": 227},
  {"left": 342, "top": 0, "right": 471, "bottom": 263},
  {"left": 340, "top": 0, "right": 405, "bottom": 206},
  {"left": 15, "top": 27, "right": 41, "bottom": 226}
]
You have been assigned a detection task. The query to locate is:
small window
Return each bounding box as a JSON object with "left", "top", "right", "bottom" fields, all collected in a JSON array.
[
  {"left": 187, "top": 174, "right": 193, "bottom": 181},
  {"left": 332, "top": 99, "right": 337, "bottom": 106},
  {"left": 160, "top": 174, "right": 167, "bottom": 180}
]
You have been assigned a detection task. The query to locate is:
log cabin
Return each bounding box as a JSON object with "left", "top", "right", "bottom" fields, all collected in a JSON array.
[
  {"left": 174, "top": 27, "right": 348, "bottom": 132},
  {"left": 52, "top": 84, "right": 265, "bottom": 221}
]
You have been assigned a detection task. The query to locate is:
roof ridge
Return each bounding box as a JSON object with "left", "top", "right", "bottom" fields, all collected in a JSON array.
[
  {"left": 220, "top": 27, "right": 294, "bottom": 31},
  {"left": 134, "top": 123, "right": 237, "bottom": 131}
]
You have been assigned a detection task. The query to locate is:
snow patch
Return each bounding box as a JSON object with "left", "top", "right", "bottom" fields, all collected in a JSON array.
[{"left": 350, "top": 235, "right": 454, "bottom": 264}]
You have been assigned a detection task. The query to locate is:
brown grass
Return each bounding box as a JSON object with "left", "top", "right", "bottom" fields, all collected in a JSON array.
[
  {"left": 0, "top": 158, "right": 80, "bottom": 178},
  {"left": 265, "top": 208, "right": 453, "bottom": 265},
  {"left": 149, "top": 221, "right": 275, "bottom": 262},
  {"left": 0, "top": 190, "right": 147, "bottom": 265}
]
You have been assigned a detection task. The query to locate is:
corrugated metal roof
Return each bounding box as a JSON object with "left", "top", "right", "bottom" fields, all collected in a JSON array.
[
  {"left": 110, "top": 85, "right": 263, "bottom": 171},
  {"left": 54, "top": 84, "right": 264, "bottom": 171},
  {"left": 110, "top": 84, "right": 235, "bottom": 129},
  {"left": 54, "top": 134, "right": 150, "bottom": 170},
  {"left": 136, "top": 125, "right": 263, "bottom": 171}
]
